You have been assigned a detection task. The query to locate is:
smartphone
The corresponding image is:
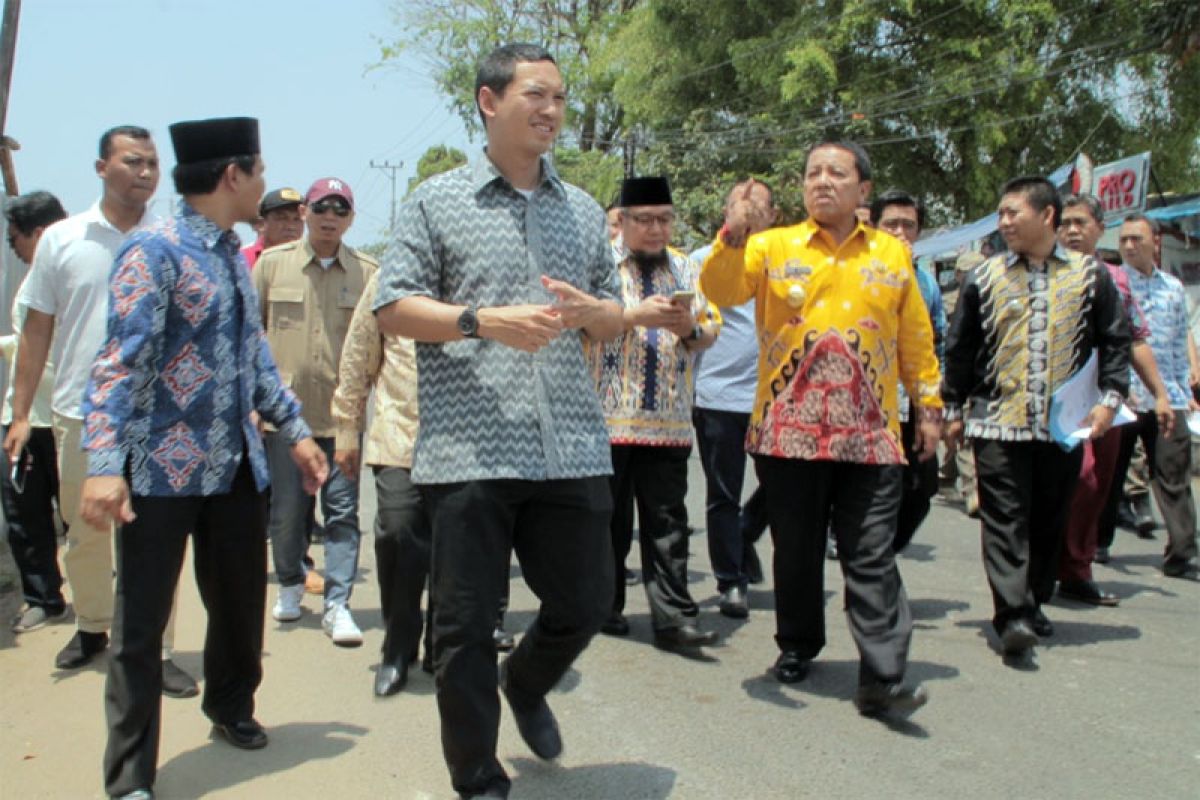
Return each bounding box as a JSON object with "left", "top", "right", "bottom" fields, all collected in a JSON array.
[{"left": 671, "top": 290, "right": 695, "bottom": 306}]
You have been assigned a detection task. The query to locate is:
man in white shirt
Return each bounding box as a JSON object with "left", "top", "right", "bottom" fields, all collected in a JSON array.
[{"left": 3, "top": 126, "right": 197, "bottom": 696}]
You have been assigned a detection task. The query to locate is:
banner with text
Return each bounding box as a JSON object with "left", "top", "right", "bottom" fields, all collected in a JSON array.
[{"left": 1090, "top": 151, "right": 1151, "bottom": 225}]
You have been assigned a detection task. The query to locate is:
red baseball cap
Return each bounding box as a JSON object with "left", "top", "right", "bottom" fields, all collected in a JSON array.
[{"left": 305, "top": 177, "right": 354, "bottom": 209}]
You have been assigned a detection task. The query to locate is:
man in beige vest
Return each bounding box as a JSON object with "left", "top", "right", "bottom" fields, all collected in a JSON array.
[{"left": 254, "top": 177, "right": 376, "bottom": 646}]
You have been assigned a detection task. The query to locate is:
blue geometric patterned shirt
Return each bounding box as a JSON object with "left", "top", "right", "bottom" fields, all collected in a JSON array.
[
  {"left": 1122, "top": 264, "right": 1192, "bottom": 410},
  {"left": 375, "top": 153, "right": 621, "bottom": 484},
  {"left": 82, "top": 201, "right": 311, "bottom": 496}
]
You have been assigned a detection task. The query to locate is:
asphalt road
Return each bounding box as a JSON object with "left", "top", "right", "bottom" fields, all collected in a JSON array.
[{"left": 1, "top": 455, "right": 1197, "bottom": 799}]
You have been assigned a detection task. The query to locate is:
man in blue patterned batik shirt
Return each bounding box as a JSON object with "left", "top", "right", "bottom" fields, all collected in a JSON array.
[
  {"left": 77, "top": 116, "right": 328, "bottom": 800},
  {"left": 1112, "top": 213, "right": 1198, "bottom": 579},
  {"left": 375, "top": 43, "right": 624, "bottom": 800}
]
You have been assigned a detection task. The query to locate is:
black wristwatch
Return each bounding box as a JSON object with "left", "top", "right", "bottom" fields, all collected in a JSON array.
[{"left": 457, "top": 305, "right": 480, "bottom": 339}]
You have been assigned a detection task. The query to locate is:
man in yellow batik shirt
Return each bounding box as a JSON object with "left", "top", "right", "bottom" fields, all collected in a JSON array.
[{"left": 701, "top": 140, "right": 941, "bottom": 719}]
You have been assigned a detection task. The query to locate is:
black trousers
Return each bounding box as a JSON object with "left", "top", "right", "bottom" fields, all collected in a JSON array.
[
  {"left": 609, "top": 444, "right": 698, "bottom": 629},
  {"left": 756, "top": 456, "right": 912, "bottom": 685},
  {"left": 104, "top": 459, "right": 268, "bottom": 797},
  {"left": 420, "top": 477, "right": 612, "bottom": 798},
  {"left": 373, "top": 465, "right": 432, "bottom": 667},
  {"left": 1, "top": 425, "right": 65, "bottom": 612},
  {"left": 972, "top": 439, "right": 1081, "bottom": 634},
  {"left": 896, "top": 413, "right": 938, "bottom": 552},
  {"left": 1100, "top": 411, "right": 1197, "bottom": 567},
  {"left": 693, "top": 408, "right": 768, "bottom": 591}
]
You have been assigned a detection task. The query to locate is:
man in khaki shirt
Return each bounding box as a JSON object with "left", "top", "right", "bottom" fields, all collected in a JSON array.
[
  {"left": 254, "top": 177, "right": 377, "bottom": 646},
  {"left": 331, "top": 271, "right": 428, "bottom": 695}
]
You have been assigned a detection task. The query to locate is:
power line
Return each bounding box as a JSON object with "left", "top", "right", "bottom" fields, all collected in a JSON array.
[{"left": 369, "top": 159, "right": 404, "bottom": 237}]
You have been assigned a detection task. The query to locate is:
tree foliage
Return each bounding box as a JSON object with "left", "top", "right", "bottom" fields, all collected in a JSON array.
[
  {"left": 380, "top": 0, "right": 1199, "bottom": 240},
  {"left": 604, "top": 0, "right": 1200, "bottom": 233},
  {"left": 379, "top": 0, "right": 636, "bottom": 152},
  {"left": 408, "top": 145, "right": 469, "bottom": 194}
]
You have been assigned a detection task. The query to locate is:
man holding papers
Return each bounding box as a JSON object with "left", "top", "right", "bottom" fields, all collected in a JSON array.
[{"left": 943, "top": 177, "right": 1130, "bottom": 662}]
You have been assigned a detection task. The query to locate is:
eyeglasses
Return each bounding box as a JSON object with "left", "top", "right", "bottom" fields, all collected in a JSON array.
[
  {"left": 309, "top": 200, "right": 351, "bottom": 217},
  {"left": 627, "top": 212, "right": 675, "bottom": 228}
]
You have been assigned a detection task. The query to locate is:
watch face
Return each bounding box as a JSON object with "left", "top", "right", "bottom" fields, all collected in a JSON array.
[{"left": 458, "top": 307, "right": 478, "bottom": 337}]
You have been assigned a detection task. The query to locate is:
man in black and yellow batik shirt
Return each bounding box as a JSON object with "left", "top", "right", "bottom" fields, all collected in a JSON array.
[{"left": 943, "top": 176, "right": 1130, "bottom": 663}]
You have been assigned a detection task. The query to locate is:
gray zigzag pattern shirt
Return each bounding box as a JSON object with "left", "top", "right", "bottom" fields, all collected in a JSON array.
[{"left": 374, "top": 154, "right": 620, "bottom": 484}]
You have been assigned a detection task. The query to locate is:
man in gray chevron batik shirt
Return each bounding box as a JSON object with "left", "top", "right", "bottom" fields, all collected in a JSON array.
[{"left": 374, "top": 43, "right": 624, "bottom": 800}]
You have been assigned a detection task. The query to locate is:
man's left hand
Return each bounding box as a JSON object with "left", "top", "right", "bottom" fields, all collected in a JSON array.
[
  {"left": 1155, "top": 395, "right": 1175, "bottom": 438},
  {"left": 1085, "top": 404, "right": 1117, "bottom": 439},
  {"left": 543, "top": 276, "right": 602, "bottom": 330},
  {"left": 914, "top": 419, "right": 943, "bottom": 461},
  {"left": 79, "top": 475, "right": 135, "bottom": 530},
  {"left": 291, "top": 437, "right": 329, "bottom": 494}
]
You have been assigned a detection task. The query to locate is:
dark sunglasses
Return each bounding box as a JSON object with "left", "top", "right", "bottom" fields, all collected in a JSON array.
[{"left": 309, "top": 200, "right": 351, "bottom": 217}]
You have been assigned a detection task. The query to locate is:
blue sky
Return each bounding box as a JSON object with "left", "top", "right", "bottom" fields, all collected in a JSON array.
[{"left": 6, "top": 0, "right": 473, "bottom": 246}]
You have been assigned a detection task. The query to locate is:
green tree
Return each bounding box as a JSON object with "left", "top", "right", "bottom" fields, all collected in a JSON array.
[
  {"left": 378, "top": 0, "right": 638, "bottom": 152},
  {"left": 408, "top": 144, "right": 469, "bottom": 193},
  {"left": 603, "top": 0, "right": 1200, "bottom": 230}
]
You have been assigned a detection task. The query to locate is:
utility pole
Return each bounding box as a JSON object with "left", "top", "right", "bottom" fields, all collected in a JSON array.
[
  {"left": 0, "top": 0, "right": 23, "bottom": 196},
  {"left": 370, "top": 159, "right": 403, "bottom": 237}
]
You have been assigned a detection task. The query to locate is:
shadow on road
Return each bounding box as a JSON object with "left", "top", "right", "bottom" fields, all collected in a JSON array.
[
  {"left": 909, "top": 597, "right": 970, "bottom": 621},
  {"left": 155, "top": 720, "right": 369, "bottom": 797},
  {"left": 508, "top": 755, "right": 676, "bottom": 799}
]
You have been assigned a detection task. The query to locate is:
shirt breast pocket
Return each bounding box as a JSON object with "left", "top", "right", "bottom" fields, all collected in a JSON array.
[{"left": 268, "top": 287, "right": 305, "bottom": 331}]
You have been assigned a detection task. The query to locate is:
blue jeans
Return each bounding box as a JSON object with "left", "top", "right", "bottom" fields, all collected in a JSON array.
[{"left": 266, "top": 433, "right": 361, "bottom": 607}]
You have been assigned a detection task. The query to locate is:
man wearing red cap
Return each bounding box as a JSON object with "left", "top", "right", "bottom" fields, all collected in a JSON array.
[
  {"left": 77, "top": 115, "right": 327, "bottom": 800},
  {"left": 254, "top": 177, "right": 376, "bottom": 647}
]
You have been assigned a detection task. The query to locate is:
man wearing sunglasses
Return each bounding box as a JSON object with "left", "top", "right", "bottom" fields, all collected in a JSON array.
[{"left": 254, "top": 177, "right": 375, "bottom": 647}]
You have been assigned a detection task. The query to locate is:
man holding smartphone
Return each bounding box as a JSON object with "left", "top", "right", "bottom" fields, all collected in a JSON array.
[{"left": 588, "top": 176, "right": 721, "bottom": 649}]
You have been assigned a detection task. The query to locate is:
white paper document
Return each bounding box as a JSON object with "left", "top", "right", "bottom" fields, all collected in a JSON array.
[{"left": 1048, "top": 352, "right": 1135, "bottom": 451}]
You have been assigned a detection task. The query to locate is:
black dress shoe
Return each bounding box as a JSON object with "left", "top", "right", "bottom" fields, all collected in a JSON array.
[
  {"left": 854, "top": 681, "right": 929, "bottom": 718},
  {"left": 374, "top": 663, "right": 408, "bottom": 697},
  {"left": 212, "top": 719, "right": 268, "bottom": 750},
  {"left": 718, "top": 587, "right": 749, "bottom": 619},
  {"left": 55, "top": 630, "right": 108, "bottom": 669},
  {"left": 493, "top": 627, "right": 515, "bottom": 652},
  {"left": 1130, "top": 495, "right": 1156, "bottom": 538},
  {"left": 743, "top": 546, "right": 765, "bottom": 585},
  {"left": 624, "top": 567, "right": 640, "bottom": 586},
  {"left": 600, "top": 613, "right": 630, "bottom": 636},
  {"left": 110, "top": 790, "right": 154, "bottom": 800},
  {"left": 1094, "top": 547, "right": 1111, "bottom": 564},
  {"left": 772, "top": 651, "right": 810, "bottom": 684},
  {"left": 654, "top": 623, "right": 718, "bottom": 648},
  {"left": 1163, "top": 560, "right": 1199, "bottom": 579},
  {"left": 1001, "top": 619, "right": 1037, "bottom": 655},
  {"left": 1115, "top": 499, "right": 1138, "bottom": 531},
  {"left": 499, "top": 661, "right": 561, "bottom": 760},
  {"left": 161, "top": 658, "right": 199, "bottom": 699},
  {"left": 1058, "top": 579, "right": 1119, "bottom": 607},
  {"left": 1031, "top": 609, "right": 1054, "bottom": 638}
]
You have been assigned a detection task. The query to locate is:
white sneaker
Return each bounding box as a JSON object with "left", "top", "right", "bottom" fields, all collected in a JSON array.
[
  {"left": 322, "top": 604, "right": 363, "bottom": 647},
  {"left": 272, "top": 584, "right": 305, "bottom": 622}
]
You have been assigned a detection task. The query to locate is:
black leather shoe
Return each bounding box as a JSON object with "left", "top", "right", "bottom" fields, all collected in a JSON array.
[
  {"left": 654, "top": 623, "right": 718, "bottom": 648},
  {"left": 743, "top": 546, "right": 765, "bottom": 585},
  {"left": 374, "top": 663, "right": 408, "bottom": 697},
  {"left": 110, "top": 790, "right": 154, "bottom": 800},
  {"left": 212, "top": 719, "right": 268, "bottom": 750},
  {"left": 1032, "top": 609, "right": 1054, "bottom": 637},
  {"left": 1115, "top": 499, "right": 1138, "bottom": 531},
  {"left": 1001, "top": 620, "right": 1037, "bottom": 655},
  {"left": 600, "top": 613, "right": 630, "bottom": 636},
  {"left": 1094, "top": 547, "right": 1111, "bottom": 564},
  {"left": 623, "top": 567, "right": 640, "bottom": 586},
  {"left": 499, "top": 661, "right": 562, "bottom": 760},
  {"left": 1058, "top": 579, "right": 1119, "bottom": 607},
  {"left": 772, "top": 651, "right": 810, "bottom": 684},
  {"left": 1163, "top": 560, "right": 1199, "bottom": 579},
  {"left": 493, "top": 627, "right": 515, "bottom": 652},
  {"left": 718, "top": 587, "right": 749, "bottom": 619},
  {"left": 1130, "top": 495, "right": 1156, "bottom": 538},
  {"left": 161, "top": 658, "right": 199, "bottom": 699},
  {"left": 854, "top": 681, "right": 929, "bottom": 718},
  {"left": 55, "top": 630, "right": 108, "bottom": 669}
]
